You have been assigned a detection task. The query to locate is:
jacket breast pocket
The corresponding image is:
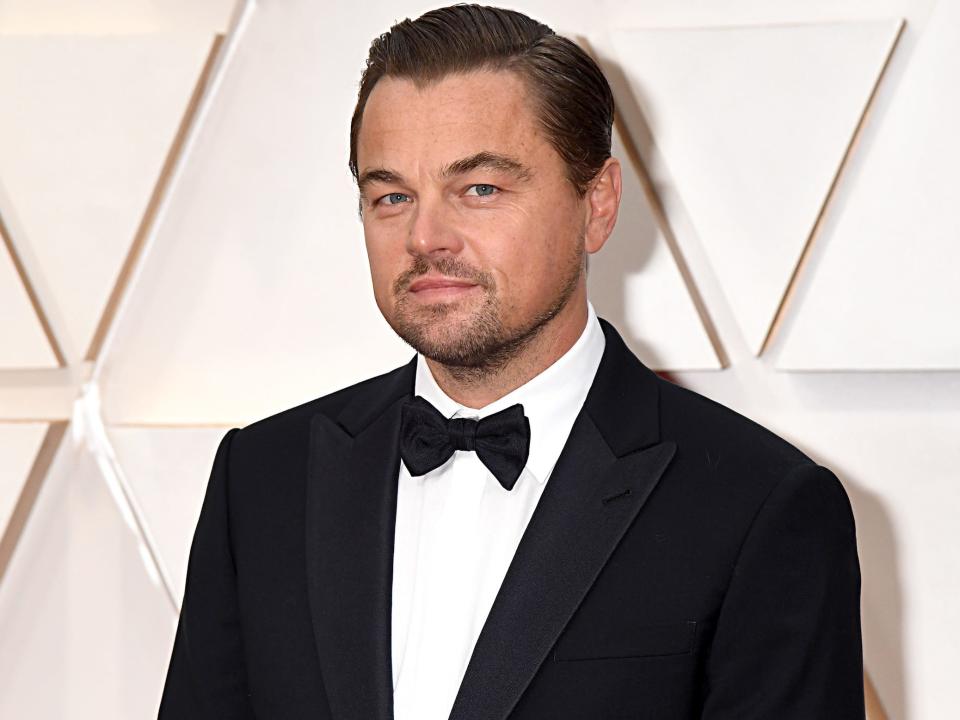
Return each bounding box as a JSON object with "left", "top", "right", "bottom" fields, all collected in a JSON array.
[{"left": 552, "top": 620, "right": 697, "bottom": 662}]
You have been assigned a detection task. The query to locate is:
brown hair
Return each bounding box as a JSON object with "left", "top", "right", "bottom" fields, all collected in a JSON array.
[{"left": 349, "top": 4, "right": 614, "bottom": 196}]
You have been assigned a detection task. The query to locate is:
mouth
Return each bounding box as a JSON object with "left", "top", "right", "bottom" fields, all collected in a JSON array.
[{"left": 406, "top": 275, "right": 481, "bottom": 301}]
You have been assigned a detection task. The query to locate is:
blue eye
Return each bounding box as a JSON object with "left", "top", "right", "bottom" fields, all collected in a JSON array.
[
  {"left": 466, "top": 184, "right": 498, "bottom": 197},
  {"left": 380, "top": 192, "right": 411, "bottom": 205}
]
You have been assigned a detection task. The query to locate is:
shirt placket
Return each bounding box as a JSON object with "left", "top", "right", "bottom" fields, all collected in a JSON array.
[{"left": 405, "top": 447, "right": 488, "bottom": 719}]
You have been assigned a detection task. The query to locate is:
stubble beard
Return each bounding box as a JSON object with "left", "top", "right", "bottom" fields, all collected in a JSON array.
[{"left": 388, "top": 242, "right": 584, "bottom": 385}]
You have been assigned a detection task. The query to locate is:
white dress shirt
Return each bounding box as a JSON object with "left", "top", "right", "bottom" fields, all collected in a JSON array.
[{"left": 391, "top": 301, "right": 606, "bottom": 720}]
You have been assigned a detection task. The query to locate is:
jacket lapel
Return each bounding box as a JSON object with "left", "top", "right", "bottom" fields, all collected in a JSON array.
[
  {"left": 305, "top": 318, "right": 675, "bottom": 720},
  {"left": 305, "top": 359, "right": 415, "bottom": 720},
  {"left": 448, "top": 319, "right": 677, "bottom": 720}
]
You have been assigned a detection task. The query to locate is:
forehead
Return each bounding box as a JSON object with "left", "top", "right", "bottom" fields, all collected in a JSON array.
[{"left": 356, "top": 70, "right": 548, "bottom": 173}]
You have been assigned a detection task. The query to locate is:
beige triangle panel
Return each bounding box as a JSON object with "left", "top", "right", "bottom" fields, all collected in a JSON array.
[
  {"left": 865, "top": 670, "right": 889, "bottom": 720},
  {"left": 765, "top": 20, "right": 905, "bottom": 356},
  {"left": 578, "top": 36, "right": 725, "bottom": 370},
  {"left": 776, "top": 1, "right": 960, "bottom": 369},
  {"left": 0, "top": 421, "right": 68, "bottom": 587},
  {"left": 0, "top": 437, "right": 176, "bottom": 717},
  {"left": 0, "top": 34, "right": 222, "bottom": 366},
  {"left": 107, "top": 425, "right": 232, "bottom": 609},
  {"left": 85, "top": 34, "right": 225, "bottom": 363},
  {"left": 606, "top": 20, "right": 904, "bottom": 357},
  {"left": 0, "top": 213, "right": 63, "bottom": 368}
]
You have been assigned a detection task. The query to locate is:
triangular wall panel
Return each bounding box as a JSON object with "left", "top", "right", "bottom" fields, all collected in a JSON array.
[
  {"left": 108, "top": 425, "right": 229, "bottom": 606},
  {"left": 96, "top": 13, "right": 414, "bottom": 426},
  {"left": 777, "top": 2, "right": 960, "bottom": 369},
  {"left": 609, "top": 20, "right": 902, "bottom": 355},
  {"left": 0, "top": 238, "right": 57, "bottom": 368},
  {"left": 0, "top": 423, "right": 48, "bottom": 539},
  {"left": 0, "top": 34, "right": 214, "bottom": 363},
  {"left": 589, "top": 125, "right": 720, "bottom": 369},
  {"left": 0, "top": 433, "right": 175, "bottom": 718}
]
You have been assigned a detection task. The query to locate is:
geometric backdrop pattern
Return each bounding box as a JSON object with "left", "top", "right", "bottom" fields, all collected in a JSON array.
[
  {"left": 777, "top": 0, "right": 960, "bottom": 369},
  {"left": 587, "top": 122, "right": 723, "bottom": 370},
  {"left": 0, "top": 34, "right": 214, "bottom": 364},
  {"left": 1, "top": 1, "right": 958, "bottom": 718},
  {"left": 608, "top": 19, "right": 904, "bottom": 357}
]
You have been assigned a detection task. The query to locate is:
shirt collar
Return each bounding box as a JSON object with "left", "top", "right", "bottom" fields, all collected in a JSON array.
[{"left": 413, "top": 301, "right": 606, "bottom": 484}]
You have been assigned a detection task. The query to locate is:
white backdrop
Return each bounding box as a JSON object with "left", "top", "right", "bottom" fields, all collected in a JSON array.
[{"left": 0, "top": 0, "right": 958, "bottom": 717}]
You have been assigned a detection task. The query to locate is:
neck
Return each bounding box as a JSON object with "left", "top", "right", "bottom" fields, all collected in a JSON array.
[{"left": 424, "top": 295, "right": 589, "bottom": 409}]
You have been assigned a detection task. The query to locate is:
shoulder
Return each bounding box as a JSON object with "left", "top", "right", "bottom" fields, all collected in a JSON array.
[
  {"left": 228, "top": 361, "right": 411, "bottom": 461},
  {"left": 651, "top": 375, "right": 856, "bottom": 547},
  {"left": 655, "top": 375, "right": 834, "bottom": 503},
  {"left": 204, "top": 361, "right": 412, "bottom": 521},
  {"left": 658, "top": 376, "right": 811, "bottom": 466}
]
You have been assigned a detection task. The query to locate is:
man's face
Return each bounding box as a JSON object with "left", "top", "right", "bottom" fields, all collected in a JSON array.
[{"left": 355, "top": 70, "right": 590, "bottom": 370}]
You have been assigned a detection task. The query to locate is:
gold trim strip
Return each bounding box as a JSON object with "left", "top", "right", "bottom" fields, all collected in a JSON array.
[
  {"left": 0, "top": 212, "right": 67, "bottom": 366},
  {"left": 761, "top": 19, "right": 907, "bottom": 356},
  {"left": 577, "top": 36, "right": 729, "bottom": 368},
  {"left": 865, "top": 670, "right": 889, "bottom": 720},
  {"left": 84, "top": 34, "right": 226, "bottom": 363},
  {"left": 0, "top": 421, "right": 69, "bottom": 585}
]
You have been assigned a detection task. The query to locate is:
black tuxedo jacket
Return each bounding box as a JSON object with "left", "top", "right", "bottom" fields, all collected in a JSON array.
[{"left": 159, "top": 318, "right": 864, "bottom": 719}]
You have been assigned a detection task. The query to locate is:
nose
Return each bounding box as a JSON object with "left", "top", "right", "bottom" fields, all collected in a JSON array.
[{"left": 405, "top": 195, "right": 465, "bottom": 257}]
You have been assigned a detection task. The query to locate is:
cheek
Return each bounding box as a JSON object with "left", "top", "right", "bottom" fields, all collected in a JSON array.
[
  {"left": 363, "top": 233, "right": 398, "bottom": 300},
  {"left": 481, "top": 240, "right": 549, "bottom": 311},
  {"left": 493, "top": 215, "right": 581, "bottom": 307}
]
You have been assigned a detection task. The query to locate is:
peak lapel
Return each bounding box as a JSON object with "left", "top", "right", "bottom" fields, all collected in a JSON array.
[
  {"left": 448, "top": 319, "right": 677, "bottom": 720},
  {"left": 305, "top": 359, "right": 415, "bottom": 720}
]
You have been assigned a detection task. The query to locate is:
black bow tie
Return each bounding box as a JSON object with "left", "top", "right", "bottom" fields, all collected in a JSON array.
[{"left": 399, "top": 395, "right": 531, "bottom": 491}]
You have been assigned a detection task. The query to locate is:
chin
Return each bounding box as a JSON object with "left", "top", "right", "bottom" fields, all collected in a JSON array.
[{"left": 390, "top": 306, "right": 498, "bottom": 361}]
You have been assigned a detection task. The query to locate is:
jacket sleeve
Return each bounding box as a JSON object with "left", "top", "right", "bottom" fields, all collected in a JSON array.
[
  {"left": 701, "top": 462, "right": 865, "bottom": 719},
  {"left": 158, "top": 427, "right": 256, "bottom": 719}
]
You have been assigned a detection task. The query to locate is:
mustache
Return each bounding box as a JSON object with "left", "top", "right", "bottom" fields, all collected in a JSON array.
[{"left": 393, "top": 255, "right": 493, "bottom": 296}]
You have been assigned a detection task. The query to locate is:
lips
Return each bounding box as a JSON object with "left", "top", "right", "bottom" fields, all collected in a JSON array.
[{"left": 408, "top": 276, "right": 479, "bottom": 293}]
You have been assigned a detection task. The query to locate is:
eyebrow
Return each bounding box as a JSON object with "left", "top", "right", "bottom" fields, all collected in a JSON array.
[
  {"left": 440, "top": 151, "right": 532, "bottom": 181},
  {"left": 357, "top": 168, "right": 404, "bottom": 198},
  {"left": 356, "top": 151, "right": 533, "bottom": 198}
]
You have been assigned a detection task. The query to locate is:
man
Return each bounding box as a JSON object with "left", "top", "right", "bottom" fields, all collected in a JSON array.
[{"left": 159, "top": 5, "right": 864, "bottom": 719}]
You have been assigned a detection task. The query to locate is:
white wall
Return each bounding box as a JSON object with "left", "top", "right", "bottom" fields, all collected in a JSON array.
[{"left": 0, "top": 0, "right": 957, "bottom": 717}]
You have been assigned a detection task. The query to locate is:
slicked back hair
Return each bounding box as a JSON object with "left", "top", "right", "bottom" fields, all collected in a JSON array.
[{"left": 349, "top": 4, "right": 614, "bottom": 197}]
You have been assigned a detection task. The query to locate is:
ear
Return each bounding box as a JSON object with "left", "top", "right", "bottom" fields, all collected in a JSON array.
[{"left": 583, "top": 157, "right": 622, "bottom": 255}]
